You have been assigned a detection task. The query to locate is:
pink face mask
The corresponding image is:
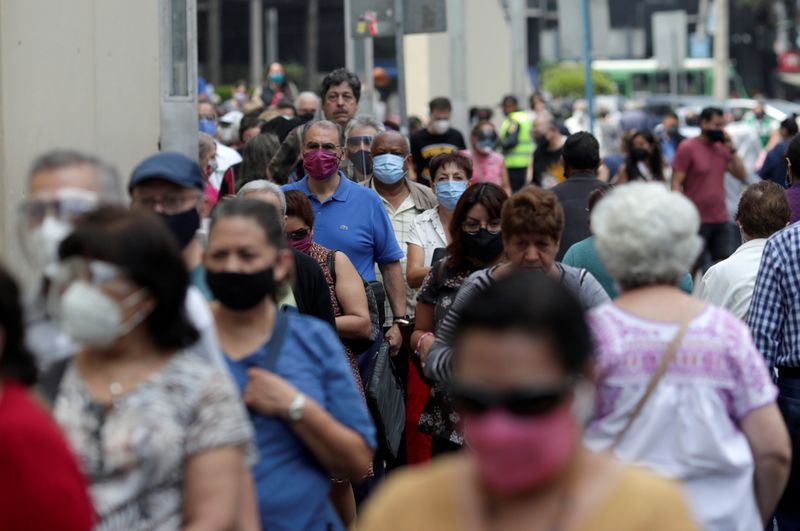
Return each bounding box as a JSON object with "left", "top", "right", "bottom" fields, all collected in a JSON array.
[
  {"left": 303, "top": 150, "right": 340, "bottom": 181},
  {"left": 463, "top": 403, "right": 578, "bottom": 495},
  {"left": 289, "top": 233, "right": 313, "bottom": 253}
]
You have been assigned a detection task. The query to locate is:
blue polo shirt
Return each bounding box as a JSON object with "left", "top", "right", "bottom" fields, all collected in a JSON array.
[
  {"left": 224, "top": 311, "right": 376, "bottom": 531},
  {"left": 283, "top": 173, "right": 404, "bottom": 281}
]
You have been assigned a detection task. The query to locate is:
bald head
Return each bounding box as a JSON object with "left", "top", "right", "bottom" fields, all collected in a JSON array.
[{"left": 370, "top": 130, "right": 410, "bottom": 158}]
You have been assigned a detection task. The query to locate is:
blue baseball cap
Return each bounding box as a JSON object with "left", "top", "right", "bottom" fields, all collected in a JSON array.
[{"left": 129, "top": 152, "right": 205, "bottom": 192}]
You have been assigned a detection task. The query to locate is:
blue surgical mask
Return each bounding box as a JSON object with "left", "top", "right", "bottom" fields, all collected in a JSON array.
[
  {"left": 435, "top": 180, "right": 469, "bottom": 211},
  {"left": 270, "top": 73, "right": 285, "bottom": 84},
  {"left": 372, "top": 154, "right": 406, "bottom": 185},
  {"left": 199, "top": 118, "right": 217, "bottom": 137}
]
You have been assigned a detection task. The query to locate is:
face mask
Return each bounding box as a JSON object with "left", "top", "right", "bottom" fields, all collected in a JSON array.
[
  {"left": 435, "top": 180, "right": 468, "bottom": 211},
  {"left": 348, "top": 150, "right": 373, "bottom": 177},
  {"left": 60, "top": 281, "right": 150, "bottom": 348},
  {"left": 289, "top": 233, "right": 313, "bottom": 254},
  {"left": 199, "top": 118, "right": 217, "bottom": 137},
  {"left": 270, "top": 73, "right": 285, "bottom": 85},
  {"left": 666, "top": 126, "right": 680, "bottom": 139},
  {"left": 372, "top": 154, "right": 406, "bottom": 185},
  {"left": 755, "top": 111, "right": 765, "bottom": 120},
  {"left": 533, "top": 132, "right": 548, "bottom": 146},
  {"left": 218, "top": 126, "right": 239, "bottom": 146},
  {"left": 431, "top": 119, "right": 450, "bottom": 135},
  {"left": 476, "top": 140, "right": 494, "bottom": 153},
  {"left": 463, "top": 403, "right": 578, "bottom": 495},
  {"left": 461, "top": 229, "right": 504, "bottom": 264},
  {"left": 303, "top": 150, "right": 340, "bottom": 181},
  {"left": 205, "top": 267, "right": 276, "bottom": 311},
  {"left": 234, "top": 92, "right": 248, "bottom": 103},
  {"left": 24, "top": 216, "right": 73, "bottom": 278},
  {"left": 631, "top": 148, "right": 649, "bottom": 161},
  {"left": 703, "top": 129, "right": 725, "bottom": 143},
  {"left": 160, "top": 208, "right": 200, "bottom": 249}
]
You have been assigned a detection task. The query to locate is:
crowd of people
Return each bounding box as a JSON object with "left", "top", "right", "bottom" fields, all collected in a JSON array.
[{"left": 4, "top": 61, "right": 800, "bottom": 531}]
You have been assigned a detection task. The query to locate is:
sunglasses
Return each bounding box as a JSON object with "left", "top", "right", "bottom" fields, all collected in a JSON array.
[
  {"left": 287, "top": 227, "right": 311, "bottom": 241},
  {"left": 448, "top": 381, "right": 572, "bottom": 417}
]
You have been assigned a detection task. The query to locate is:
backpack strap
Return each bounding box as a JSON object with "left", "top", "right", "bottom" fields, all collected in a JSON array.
[{"left": 259, "top": 308, "right": 291, "bottom": 371}]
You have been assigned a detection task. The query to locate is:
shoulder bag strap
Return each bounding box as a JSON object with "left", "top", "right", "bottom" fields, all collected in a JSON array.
[
  {"left": 609, "top": 307, "right": 701, "bottom": 452},
  {"left": 260, "top": 308, "right": 291, "bottom": 372}
]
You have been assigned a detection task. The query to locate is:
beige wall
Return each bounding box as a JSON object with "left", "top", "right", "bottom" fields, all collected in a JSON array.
[
  {"left": 0, "top": 0, "right": 161, "bottom": 277},
  {"left": 404, "top": 0, "right": 519, "bottom": 128}
]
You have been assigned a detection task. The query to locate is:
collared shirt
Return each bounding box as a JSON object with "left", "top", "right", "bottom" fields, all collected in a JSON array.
[
  {"left": 364, "top": 177, "right": 436, "bottom": 316},
  {"left": 406, "top": 207, "right": 448, "bottom": 267},
  {"left": 698, "top": 238, "right": 766, "bottom": 321},
  {"left": 747, "top": 225, "right": 800, "bottom": 369},
  {"left": 283, "top": 172, "right": 404, "bottom": 281}
]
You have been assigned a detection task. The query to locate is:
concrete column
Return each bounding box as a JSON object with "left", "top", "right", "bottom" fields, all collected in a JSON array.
[
  {"left": 207, "top": 0, "right": 221, "bottom": 85},
  {"left": 249, "top": 0, "right": 263, "bottom": 87}
]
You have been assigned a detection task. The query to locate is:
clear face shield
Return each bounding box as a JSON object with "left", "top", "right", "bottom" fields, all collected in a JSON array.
[{"left": 346, "top": 135, "right": 375, "bottom": 179}]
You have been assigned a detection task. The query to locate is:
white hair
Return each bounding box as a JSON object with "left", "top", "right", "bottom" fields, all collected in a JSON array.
[
  {"left": 345, "top": 115, "right": 386, "bottom": 139},
  {"left": 591, "top": 183, "right": 702, "bottom": 291},
  {"left": 296, "top": 91, "right": 321, "bottom": 106},
  {"left": 237, "top": 179, "right": 286, "bottom": 217}
]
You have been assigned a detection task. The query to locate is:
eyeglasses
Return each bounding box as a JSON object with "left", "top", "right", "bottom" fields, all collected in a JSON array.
[
  {"left": 448, "top": 381, "right": 572, "bottom": 417},
  {"left": 131, "top": 191, "right": 201, "bottom": 215},
  {"left": 19, "top": 189, "right": 99, "bottom": 226},
  {"left": 462, "top": 219, "right": 502, "bottom": 235},
  {"left": 287, "top": 227, "right": 310, "bottom": 241}
]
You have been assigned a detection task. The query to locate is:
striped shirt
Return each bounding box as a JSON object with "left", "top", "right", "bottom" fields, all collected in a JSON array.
[
  {"left": 747, "top": 224, "right": 800, "bottom": 370},
  {"left": 425, "top": 263, "right": 609, "bottom": 382}
]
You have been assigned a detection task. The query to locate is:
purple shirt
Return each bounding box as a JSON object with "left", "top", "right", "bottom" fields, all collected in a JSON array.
[{"left": 788, "top": 182, "right": 800, "bottom": 223}]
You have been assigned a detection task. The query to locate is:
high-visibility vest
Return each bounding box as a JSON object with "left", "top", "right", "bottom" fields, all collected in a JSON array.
[{"left": 500, "top": 111, "right": 534, "bottom": 169}]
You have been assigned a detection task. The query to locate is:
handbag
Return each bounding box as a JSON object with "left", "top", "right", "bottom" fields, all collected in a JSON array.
[
  {"left": 608, "top": 308, "right": 699, "bottom": 452},
  {"left": 365, "top": 340, "right": 406, "bottom": 459}
]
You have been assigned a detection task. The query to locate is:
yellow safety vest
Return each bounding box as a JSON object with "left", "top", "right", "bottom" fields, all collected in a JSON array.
[{"left": 500, "top": 111, "right": 534, "bottom": 169}]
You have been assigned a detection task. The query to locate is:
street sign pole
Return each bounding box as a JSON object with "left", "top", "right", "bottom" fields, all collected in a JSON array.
[
  {"left": 581, "top": 0, "right": 594, "bottom": 133},
  {"left": 393, "top": 0, "right": 408, "bottom": 134}
]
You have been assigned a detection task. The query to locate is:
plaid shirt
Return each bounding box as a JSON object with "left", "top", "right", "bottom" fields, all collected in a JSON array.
[{"left": 747, "top": 224, "right": 800, "bottom": 370}]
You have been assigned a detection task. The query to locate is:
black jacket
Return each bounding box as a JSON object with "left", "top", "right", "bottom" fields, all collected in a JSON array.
[
  {"left": 291, "top": 248, "right": 336, "bottom": 328},
  {"left": 551, "top": 172, "right": 609, "bottom": 261}
]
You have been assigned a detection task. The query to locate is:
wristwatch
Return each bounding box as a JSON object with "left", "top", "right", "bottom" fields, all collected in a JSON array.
[
  {"left": 392, "top": 315, "right": 412, "bottom": 327},
  {"left": 287, "top": 393, "right": 306, "bottom": 422}
]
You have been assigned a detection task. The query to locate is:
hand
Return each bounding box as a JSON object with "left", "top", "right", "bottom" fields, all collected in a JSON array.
[
  {"left": 243, "top": 368, "right": 298, "bottom": 418},
  {"left": 723, "top": 131, "right": 737, "bottom": 152},
  {"left": 418, "top": 334, "right": 436, "bottom": 367},
  {"left": 385, "top": 324, "right": 402, "bottom": 356}
]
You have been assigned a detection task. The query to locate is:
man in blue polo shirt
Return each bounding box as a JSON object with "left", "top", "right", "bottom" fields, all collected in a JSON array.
[{"left": 283, "top": 120, "right": 408, "bottom": 352}]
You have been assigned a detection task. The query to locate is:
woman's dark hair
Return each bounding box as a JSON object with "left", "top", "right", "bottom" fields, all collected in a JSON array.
[
  {"left": 625, "top": 130, "right": 664, "bottom": 182},
  {"left": 787, "top": 134, "right": 800, "bottom": 182},
  {"left": 284, "top": 189, "right": 315, "bottom": 227},
  {"left": 58, "top": 207, "right": 198, "bottom": 350},
  {"left": 0, "top": 266, "right": 37, "bottom": 386},
  {"left": 211, "top": 197, "right": 286, "bottom": 251},
  {"left": 447, "top": 183, "right": 508, "bottom": 268},
  {"left": 236, "top": 133, "right": 281, "bottom": 191},
  {"left": 454, "top": 271, "right": 592, "bottom": 376},
  {"left": 780, "top": 116, "right": 799, "bottom": 137},
  {"left": 429, "top": 152, "right": 473, "bottom": 184}
]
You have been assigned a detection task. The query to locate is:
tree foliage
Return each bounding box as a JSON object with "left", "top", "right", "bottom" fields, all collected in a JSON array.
[{"left": 541, "top": 65, "right": 616, "bottom": 98}]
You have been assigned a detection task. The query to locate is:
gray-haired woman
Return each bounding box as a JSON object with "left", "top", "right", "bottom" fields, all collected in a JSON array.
[{"left": 583, "top": 182, "right": 790, "bottom": 530}]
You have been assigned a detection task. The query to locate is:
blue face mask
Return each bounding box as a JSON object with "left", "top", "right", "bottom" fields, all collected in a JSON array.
[
  {"left": 435, "top": 180, "right": 469, "bottom": 211},
  {"left": 372, "top": 154, "right": 406, "bottom": 185},
  {"left": 270, "top": 73, "right": 285, "bottom": 84},
  {"left": 199, "top": 118, "right": 217, "bottom": 137}
]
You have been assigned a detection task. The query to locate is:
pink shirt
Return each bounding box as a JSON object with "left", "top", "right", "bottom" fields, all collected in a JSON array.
[
  {"left": 460, "top": 150, "right": 504, "bottom": 187},
  {"left": 672, "top": 137, "right": 732, "bottom": 223}
]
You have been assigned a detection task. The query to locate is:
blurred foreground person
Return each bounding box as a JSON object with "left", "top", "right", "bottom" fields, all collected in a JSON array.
[
  {"left": 783, "top": 134, "right": 800, "bottom": 223},
  {"left": 205, "top": 199, "right": 375, "bottom": 531},
  {"left": 48, "top": 207, "right": 254, "bottom": 530},
  {"left": 0, "top": 265, "right": 94, "bottom": 531},
  {"left": 758, "top": 116, "right": 798, "bottom": 188},
  {"left": 19, "top": 150, "right": 123, "bottom": 370},
  {"left": 698, "top": 181, "right": 790, "bottom": 320},
  {"left": 586, "top": 183, "right": 790, "bottom": 530},
  {"left": 357, "top": 272, "right": 698, "bottom": 531}
]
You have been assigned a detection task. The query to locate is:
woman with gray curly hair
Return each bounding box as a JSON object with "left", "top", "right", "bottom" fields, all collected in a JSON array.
[{"left": 583, "top": 183, "right": 790, "bottom": 530}]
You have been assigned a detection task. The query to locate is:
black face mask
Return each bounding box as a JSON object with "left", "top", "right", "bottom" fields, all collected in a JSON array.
[
  {"left": 461, "top": 229, "right": 504, "bottom": 264},
  {"left": 666, "top": 127, "right": 680, "bottom": 139},
  {"left": 703, "top": 129, "right": 725, "bottom": 143},
  {"left": 348, "top": 150, "right": 373, "bottom": 177},
  {"left": 533, "top": 133, "right": 548, "bottom": 146},
  {"left": 631, "top": 148, "right": 649, "bottom": 161},
  {"left": 160, "top": 208, "right": 200, "bottom": 249},
  {"left": 205, "top": 267, "right": 276, "bottom": 311}
]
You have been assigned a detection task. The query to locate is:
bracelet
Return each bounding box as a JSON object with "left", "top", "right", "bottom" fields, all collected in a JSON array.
[{"left": 415, "top": 332, "right": 434, "bottom": 356}]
